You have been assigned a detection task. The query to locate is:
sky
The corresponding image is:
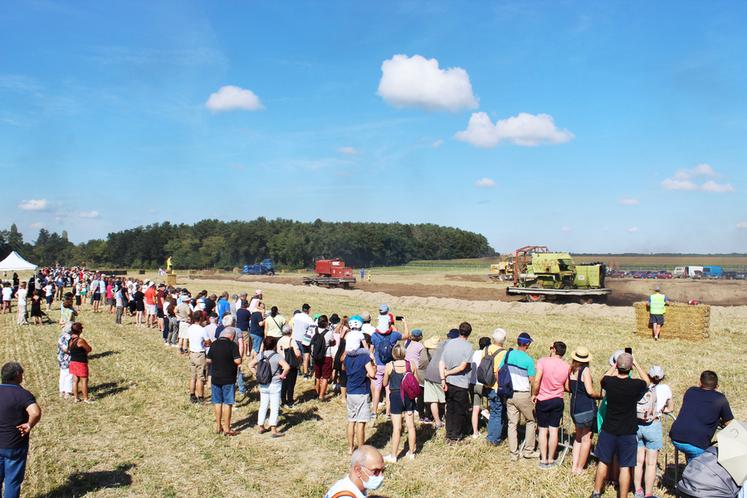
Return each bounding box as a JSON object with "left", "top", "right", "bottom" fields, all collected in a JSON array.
[{"left": 1, "top": 0, "right": 746, "bottom": 253}]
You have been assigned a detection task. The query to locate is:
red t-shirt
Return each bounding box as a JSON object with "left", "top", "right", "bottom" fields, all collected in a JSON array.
[{"left": 144, "top": 287, "right": 156, "bottom": 305}]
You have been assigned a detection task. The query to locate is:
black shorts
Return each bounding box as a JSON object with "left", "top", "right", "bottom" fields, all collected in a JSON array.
[
  {"left": 596, "top": 430, "right": 637, "bottom": 467},
  {"left": 92, "top": 292, "right": 101, "bottom": 302},
  {"left": 536, "top": 397, "right": 564, "bottom": 428},
  {"left": 649, "top": 314, "right": 664, "bottom": 326},
  {"left": 389, "top": 390, "right": 416, "bottom": 415},
  {"left": 157, "top": 308, "right": 164, "bottom": 318}
]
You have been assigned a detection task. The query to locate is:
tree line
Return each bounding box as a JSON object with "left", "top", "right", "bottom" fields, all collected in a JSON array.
[{"left": 0, "top": 219, "right": 494, "bottom": 270}]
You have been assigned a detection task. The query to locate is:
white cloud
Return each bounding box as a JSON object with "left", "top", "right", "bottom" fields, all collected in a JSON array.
[
  {"left": 337, "top": 146, "right": 359, "bottom": 155},
  {"left": 736, "top": 221, "right": 747, "bottom": 229},
  {"left": 661, "top": 163, "right": 735, "bottom": 193},
  {"left": 474, "top": 177, "right": 496, "bottom": 188},
  {"left": 431, "top": 139, "right": 444, "bottom": 148},
  {"left": 205, "top": 85, "right": 263, "bottom": 112},
  {"left": 561, "top": 226, "right": 572, "bottom": 233},
  {"left": 79, "top": 210, "right": 100, "bottom": 218},
  {"left": 18, "top": 199, "right": 48, "bottom": 211},
  {"left": 619, "top": 198, "right": 639, "bottom": 206},
  {"left": 627, "top": 227, "right": 639, "bottom": 233},
  {"left": 377, "top": 54, "right": 478, "bottom": 111},
  {"left": 455, "top": 112, "right": 574, "bottom": 147},
  {"left": 29, "top": 222, "right": 44, "bottom": 229}
]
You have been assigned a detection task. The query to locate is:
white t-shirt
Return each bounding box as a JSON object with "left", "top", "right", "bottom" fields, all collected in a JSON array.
[
  {"left": 470, "top": 349, "right": 485, "bottom": 386},
  {"left": 324, "top": 476, "right": 367, "bottom": 498},
  {"left": 16, "top": 288, "right": 27, "bottom": 304},
  {"left": 292, "top": 312, "right": 315, "bottom": 343},
  {"left": 361, "top": 323, "right": 376, "bottom": 337},
  {"left": 2, "top": 287, "right": 12, "bottom": 301},
  {"left": 44, "top": 284, "right": 54, "bottom": 297},
  {"left": 653, "top": 383, "right": 673, "bottom": 417},
  {"left": 345, "top": 330, "right": 364, "bottom": 352},
  {"left": 187, "top": 324, "right": 209, "bottom": 353}
]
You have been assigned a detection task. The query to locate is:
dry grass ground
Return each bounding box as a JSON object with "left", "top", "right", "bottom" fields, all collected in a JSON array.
[{"left": 3, "top": 275, "right": 746, "bottom": 497}]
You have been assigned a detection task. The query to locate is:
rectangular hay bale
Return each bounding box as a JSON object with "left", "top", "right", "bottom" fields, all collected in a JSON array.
[{"left": 634, "top": 302, "right": 710, "bottom": 340}]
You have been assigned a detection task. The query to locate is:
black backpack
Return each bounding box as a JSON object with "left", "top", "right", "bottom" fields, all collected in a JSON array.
[
  {"left": 256, "top": 352, "right": 279, "bottom": 384},
  {"left": 477, "top": 347, "right": 503, "bottom": 386},
  {"left": 311, "top": 327, "right": 328, "bottom": 363},
  {"left": 496, "top": 348, "right": 514, "bottom": 398},
  {"left": 284, "top": 345, "right": 299, "bottom": 369}
]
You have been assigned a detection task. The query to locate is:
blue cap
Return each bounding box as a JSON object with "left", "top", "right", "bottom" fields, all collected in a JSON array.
[
  {"left": 379, "top": 304, "right": 389, "bottom": 313},
  {"left": 517, "top": 332, "right": 533, "bottom": 344},
  {"left": 411, "top": 328, "right": 423, "bottom": 338},
  {"left": 447, "top": 328, "right": 459, "bottom": 339}
]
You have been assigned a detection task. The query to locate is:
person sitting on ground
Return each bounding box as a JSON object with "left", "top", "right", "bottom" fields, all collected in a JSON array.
[
  {"left": 669, "top": 370, "right": 733, "bottom": 461},
  {"left": 207, "top": 328, "right": 242, "bottom": 436},
  {"left": 633, "top": 365, "right": 674, "bottom": 498},
  {"left": 344, "top": 323, "right": 377, "bottom": 455},
  {"left": 534, "top": 340, "right": 569, "bottom": 469},
  {"left": 591, "top": 353, "right": 650, "bottom": 498},
  {"left": 565, "top": 346, "right": 601, "bottom": 475},
  {"left": 501, "top": 332, "right": 539, "bottom": 461},
  {"left": 383, "top": 344, "right": 420, "bottom": 463},
  {"left": 324, "top": 445, "right": 386, "bottom": 498},
  {"left": 249, "top": 336, "right": 289, "bottom": 438}
]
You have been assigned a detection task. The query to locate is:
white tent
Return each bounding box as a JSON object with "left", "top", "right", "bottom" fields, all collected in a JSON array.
[{"left": 0, "top": 251, "right": 37, "bottom": 271}]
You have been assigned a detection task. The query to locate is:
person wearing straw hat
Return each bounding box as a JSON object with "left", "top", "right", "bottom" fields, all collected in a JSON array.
[
  {"left": 647, "top": 286, "right": 669, "bottom": 341},
  {"left": 566, "top": 346, "right": 601, "bottom": 475}
]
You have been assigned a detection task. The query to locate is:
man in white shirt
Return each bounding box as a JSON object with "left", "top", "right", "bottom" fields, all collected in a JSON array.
[
  {"left": 16, "top": 282, "right": 28, "bottom": 324},
  {"left": 325, "top": 445, "right": 385, "bottom": 498},
  {"left": 292, "top": 304, "right": 315, "bottom": 378},
  {"left": 187, "top": 312, "right": 210, "bottom": 403}
]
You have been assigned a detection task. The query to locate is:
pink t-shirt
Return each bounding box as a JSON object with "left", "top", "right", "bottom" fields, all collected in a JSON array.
[{"left": 536, "top": 356, "right": 569, "bottom": 401}]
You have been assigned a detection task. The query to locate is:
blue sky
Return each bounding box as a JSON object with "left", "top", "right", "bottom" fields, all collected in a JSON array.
[{"left": 2, "top": 1, "right": 746, "bottom": 253}]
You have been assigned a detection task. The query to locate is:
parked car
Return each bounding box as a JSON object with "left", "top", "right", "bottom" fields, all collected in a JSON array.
[{"left": 656, "top": 271, "right": 673, "bottom": 279}]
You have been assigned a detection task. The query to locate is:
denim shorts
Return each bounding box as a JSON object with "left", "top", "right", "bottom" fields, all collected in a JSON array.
[
  {"left": 250, "top": 334, "right": 263, "bottom": 353},
  {"left": 211, "top": 384, "right": 235, "bottom": 405},
  {"left": 636, "top": 419, "right": 663, "bottom": 450}
]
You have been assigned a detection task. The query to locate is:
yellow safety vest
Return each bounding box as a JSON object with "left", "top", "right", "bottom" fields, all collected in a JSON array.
[{"left": 649, "top": 293, "right": 666, "bottom": 315}]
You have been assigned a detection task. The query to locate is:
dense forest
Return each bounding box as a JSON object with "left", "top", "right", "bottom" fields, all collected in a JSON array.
[{"left": 0, "top": 219, "right": 494, "bottom": 269}]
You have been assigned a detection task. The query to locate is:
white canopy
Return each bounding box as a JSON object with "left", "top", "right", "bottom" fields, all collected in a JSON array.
[{"left": 0, "top": 251, "right": 37, "bottom": 271}]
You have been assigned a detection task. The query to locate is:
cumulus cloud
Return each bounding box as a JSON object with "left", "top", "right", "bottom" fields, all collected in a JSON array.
[
  {"left": 661, "top": 163, "right": 734, "bottom": 192},
  {"left": 431, "top": 139, "right": 444, "bottom": 148},
  {"left": 79, "top": 210, "right": 100, "bottom": 218},
  {"left": 619, "top": 198, "right": 639, "bottom": 206},
  {"left": 18, "top": 199, "right": 48, "bottom": 211},
  {"left": 627, "top": 227, "right": 639, "bottom": 233},
  {"left": 455, "top": 112, "right": 574, "bottom": 147},
  {"left": 736, "top": 221, "right": 747, "bottom": 229},
  {"left": 377, "top": 54, "right": 478, "bottom": 112},
  {"left": 205, "top": 85, "right": 263, "bottom": 112},
  {"left": 337, "top": 146, "right": 359, "bottom": 155},
  {"left": 474, "top": 177, "right": 496, "bottom": 188}
]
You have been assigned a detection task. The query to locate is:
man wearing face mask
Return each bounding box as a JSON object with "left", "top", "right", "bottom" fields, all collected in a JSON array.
[{"left": 325, "top": 445, "right": 385, "bottom": 497}]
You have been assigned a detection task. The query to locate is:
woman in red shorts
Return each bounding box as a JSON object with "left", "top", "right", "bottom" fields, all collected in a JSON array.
[{"left": 68, "top": 322, "right": 93, "bottom": 403}]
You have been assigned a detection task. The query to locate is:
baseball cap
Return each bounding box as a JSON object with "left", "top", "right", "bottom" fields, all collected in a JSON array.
[
  {"left": 379, "top": 304, "right": 389, "bottom": 313},
  {"left": 360, "top": 311, "right": 371, "bottom": 322},
  {"left": 255, "top": 289, "right": 262, "bottom": 295},
  {"left": 302, "top": 303, "right": 311, "bottom": 312},
  {"left": 517, "top": 332, "right": 533, "bottom": 344},
  {"left": 411, "top": 328, "right": 423, "bottom": 338},
  {"left": 654, "top": 285, "right": 661, "bottom": 292},
  {"left": 648, "top": 365, "right": 665, "bottom": 379},
  {"left": 330, "top": 313, "right": 341, "bottom": 325},
  {"left": 447, "top": 329, "right": 459, "bottom": 339},
  {"left": 616, "top": 353, "right": 633, "bottom": 371}
]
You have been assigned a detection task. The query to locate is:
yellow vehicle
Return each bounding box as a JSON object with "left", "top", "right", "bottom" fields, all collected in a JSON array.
[{"left": 488, "top": 259, "right": 514, "bottom": 281}]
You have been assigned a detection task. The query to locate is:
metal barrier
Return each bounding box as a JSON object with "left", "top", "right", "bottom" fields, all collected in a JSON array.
[{"left": 662, "top": 412, "right": 680, "bottom": 488}]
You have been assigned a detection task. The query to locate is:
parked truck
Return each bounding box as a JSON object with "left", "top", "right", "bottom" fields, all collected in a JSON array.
[
  {"left": 505, "top": 246, "right": 611, "bottom": 303},
  {"left": 242, "top": 258, "right": 275, "bottom": 275},
  {"left": 303, "top": 258, "right": 357, "bottom": 288}
]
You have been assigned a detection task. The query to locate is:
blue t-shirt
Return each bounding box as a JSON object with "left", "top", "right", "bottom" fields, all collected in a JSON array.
[
  {"left": 235, "top": 308, "right": 251, "bottom": 332},
  {"left": 216, "top": 299, "right": 230, "bottom": 321},
  {"left": 249, "top": 311, "right": 264, "bottom": 337},
  {"left": 345, "top": 351, "right": 371, "bottom": 395},
  {"left": 670, "top": 387, "right": 734, "bottom": 449},
  {"left": 371, "top": 331, "right": 402, "bottom": 366}
]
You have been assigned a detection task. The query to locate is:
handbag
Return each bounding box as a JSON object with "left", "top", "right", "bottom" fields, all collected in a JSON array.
[{"left": 570, "top": 365, "right": 597, "bottom": 426}]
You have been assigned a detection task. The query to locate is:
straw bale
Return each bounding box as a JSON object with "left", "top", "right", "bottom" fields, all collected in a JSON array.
[{"left": 634, "top": 302, "right": 710, "bottom": 340}]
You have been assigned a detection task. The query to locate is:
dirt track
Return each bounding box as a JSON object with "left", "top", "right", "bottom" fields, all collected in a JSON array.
[{"left": 189, "top": 274, "right": 747, "bottom": 306}]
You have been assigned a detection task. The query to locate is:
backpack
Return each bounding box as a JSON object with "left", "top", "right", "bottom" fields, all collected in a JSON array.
[
  {"left": 636, "top": 385, "right": 658, "bottom": 423},
  {"left": 496, "top": 348, "right": 514, "bottom": 398},
  {"left": 400, "top": 361, "right": 421, "bottom": 401},
  {"left": 256, "top": 352, "right": 279, "bottom": 384},
  {"left": 311, "top": 328, "right": 328, "bottom": 363},
  {"left": 477, "top": 346, "right": 503, "bottom": 386},
  {"left": 374, "top": 333, "right": 394, "bottom": 363},
  {"left": 284, "top": 344, "right": 299, "bottom": 369}
]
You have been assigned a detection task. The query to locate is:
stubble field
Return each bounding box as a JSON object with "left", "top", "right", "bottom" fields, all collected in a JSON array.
[{"left": 3, "top": 273, "right": 746, "bottom": 497}]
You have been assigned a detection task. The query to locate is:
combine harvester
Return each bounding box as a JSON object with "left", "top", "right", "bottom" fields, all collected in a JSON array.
[
  {"left": 505, "top": 246, "right": 611, "bottom": 304},
  {"left": 303, "top": 258, "right": 357, "bottom": 289}
]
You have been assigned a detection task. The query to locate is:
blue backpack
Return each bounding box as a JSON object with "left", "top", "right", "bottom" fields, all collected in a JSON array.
[
  {"left": 496, "top": 348, "right": 514, "bottom": 398},
  {"left": 375, "top": 333, "right": 394, "bottom": 363}
]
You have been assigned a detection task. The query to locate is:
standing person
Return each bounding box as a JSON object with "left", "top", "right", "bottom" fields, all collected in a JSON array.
[
  {"left": 114, "top": 284, "right": 125, "bottom": 326},
  {"left": 206, "top": 328, "right": 242, "bottom": 436},
  {"left": 176, "top": 293, "right": 192, "bottom": 354},
  {"left": 216, "top": 292, "right": 230, "bottom": 322},
  {"left": 264, "top": 306, "right": 286, "bottom": 339},
  {"left": 57, "top": 324, "right": 73, "bottom": 399},
  {"left": 534, "top": 341, "right": 569, "bottom": 468},
  {"left": 2, "top": 282, "right": 12, "bottom": 314},
  {"left": 292, "top": 303, "right": 315, "bottom": 379},
  {"left": 501, "top": 332, "right": 539, "bottom": 461},
  {"left": 344, "top": 343, "right": 377, "bottom": 455},
  {"left": 404, "top": 329, "right": 428, "bottom": 422},
  {"left": 221, "top": 315, "right": 247, "bottom": 398},
  {"left": 187, "top": 312, "right": 210, "bottom": 403},
  {"left": 633, "top": 366, "right": 674, "bottom": 498},
  {"left": 646, "top": 286, "right": 669, "bottom": 341},
  {"left": 312, "top": 315, "right": 335, "bottom": 401},
  {"left": 591, "top": 353, "right": 650, "bottom": 498},
  {"left": 484, "top": 328, "right": 509, "bottom": 446},
  {"left": 439, "top": 322, "right": 474, "bottom": 443},
  {"left": 278, "top": 325, "right": 301, "bottom": 408},
  {"left": 235, "top": 300, "right": 252, "bottom": 357},
  {"left": 30, "top": 291, "right": 43, "bottom": 325},
  {"left": 144, "top": 282, "right": 157, "bottom": 329},
  {"left": 423, "top": 332, "right": 455, "bottom": 429},
  {"left": 469, "top": 336, "right": 492, "bottom": 439},
  {"left": 249, "top": 302, "right": 266, "bottom": 359},
  {"left": 68, "top": 323, "right": 93, "bottom": 403},
  {"left": 324, "top": 445, "right": 385, "bottom": 498},
  {"left": 90, "top": 276, "right": 100, "bottom": 312},
  {"left": 566, "top": 347, "right": 601, "bottom": 475},
  {"left": 105, "top": 279, "right": 114, "bottom": 314},
  {"left": 250, "top": 336, "right": 289, "bottom": 438},
  {"left": 370, "top": 317, "right": 409, "bottom": 421},
  {"left": 59, "top": 293, "right": 77, "bottom": 326},
  {"left": 15, "top": 282, "right": 28, "bottom": 325},
  {"left": 133, "top": 284, "right": 145, "bottom": 327},
  {"left": 249, "top": 289, "right": 263, "bottom": 313},
  {"left": 43, "top": 280, "right": 54, "bottom": 311},
  {"left": 0, "top": 362, "right": 42, "bottom": 498},
  {"left": 669, "top": 370, "right": 733, "bottom": 461},
  {"left": 383, "top": 344, "right": 420, "bottom": 463}
]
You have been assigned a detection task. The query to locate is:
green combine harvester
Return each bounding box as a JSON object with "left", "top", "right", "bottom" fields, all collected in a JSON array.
[{"left": 505, "top": 246, "right": 611, "bottom": 304}]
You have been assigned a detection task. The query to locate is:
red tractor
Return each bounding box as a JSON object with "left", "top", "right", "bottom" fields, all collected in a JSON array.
[{"left": 303, "top": 258, "right": 357, "bottom": 288}]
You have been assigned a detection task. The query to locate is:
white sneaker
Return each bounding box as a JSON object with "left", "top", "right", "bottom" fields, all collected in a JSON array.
[
  {"left": 405, "top": 452, "right": 415, "bottom": 461},
  {"left": 383, "top": 454, "right": 397, "bottom": 463}
]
